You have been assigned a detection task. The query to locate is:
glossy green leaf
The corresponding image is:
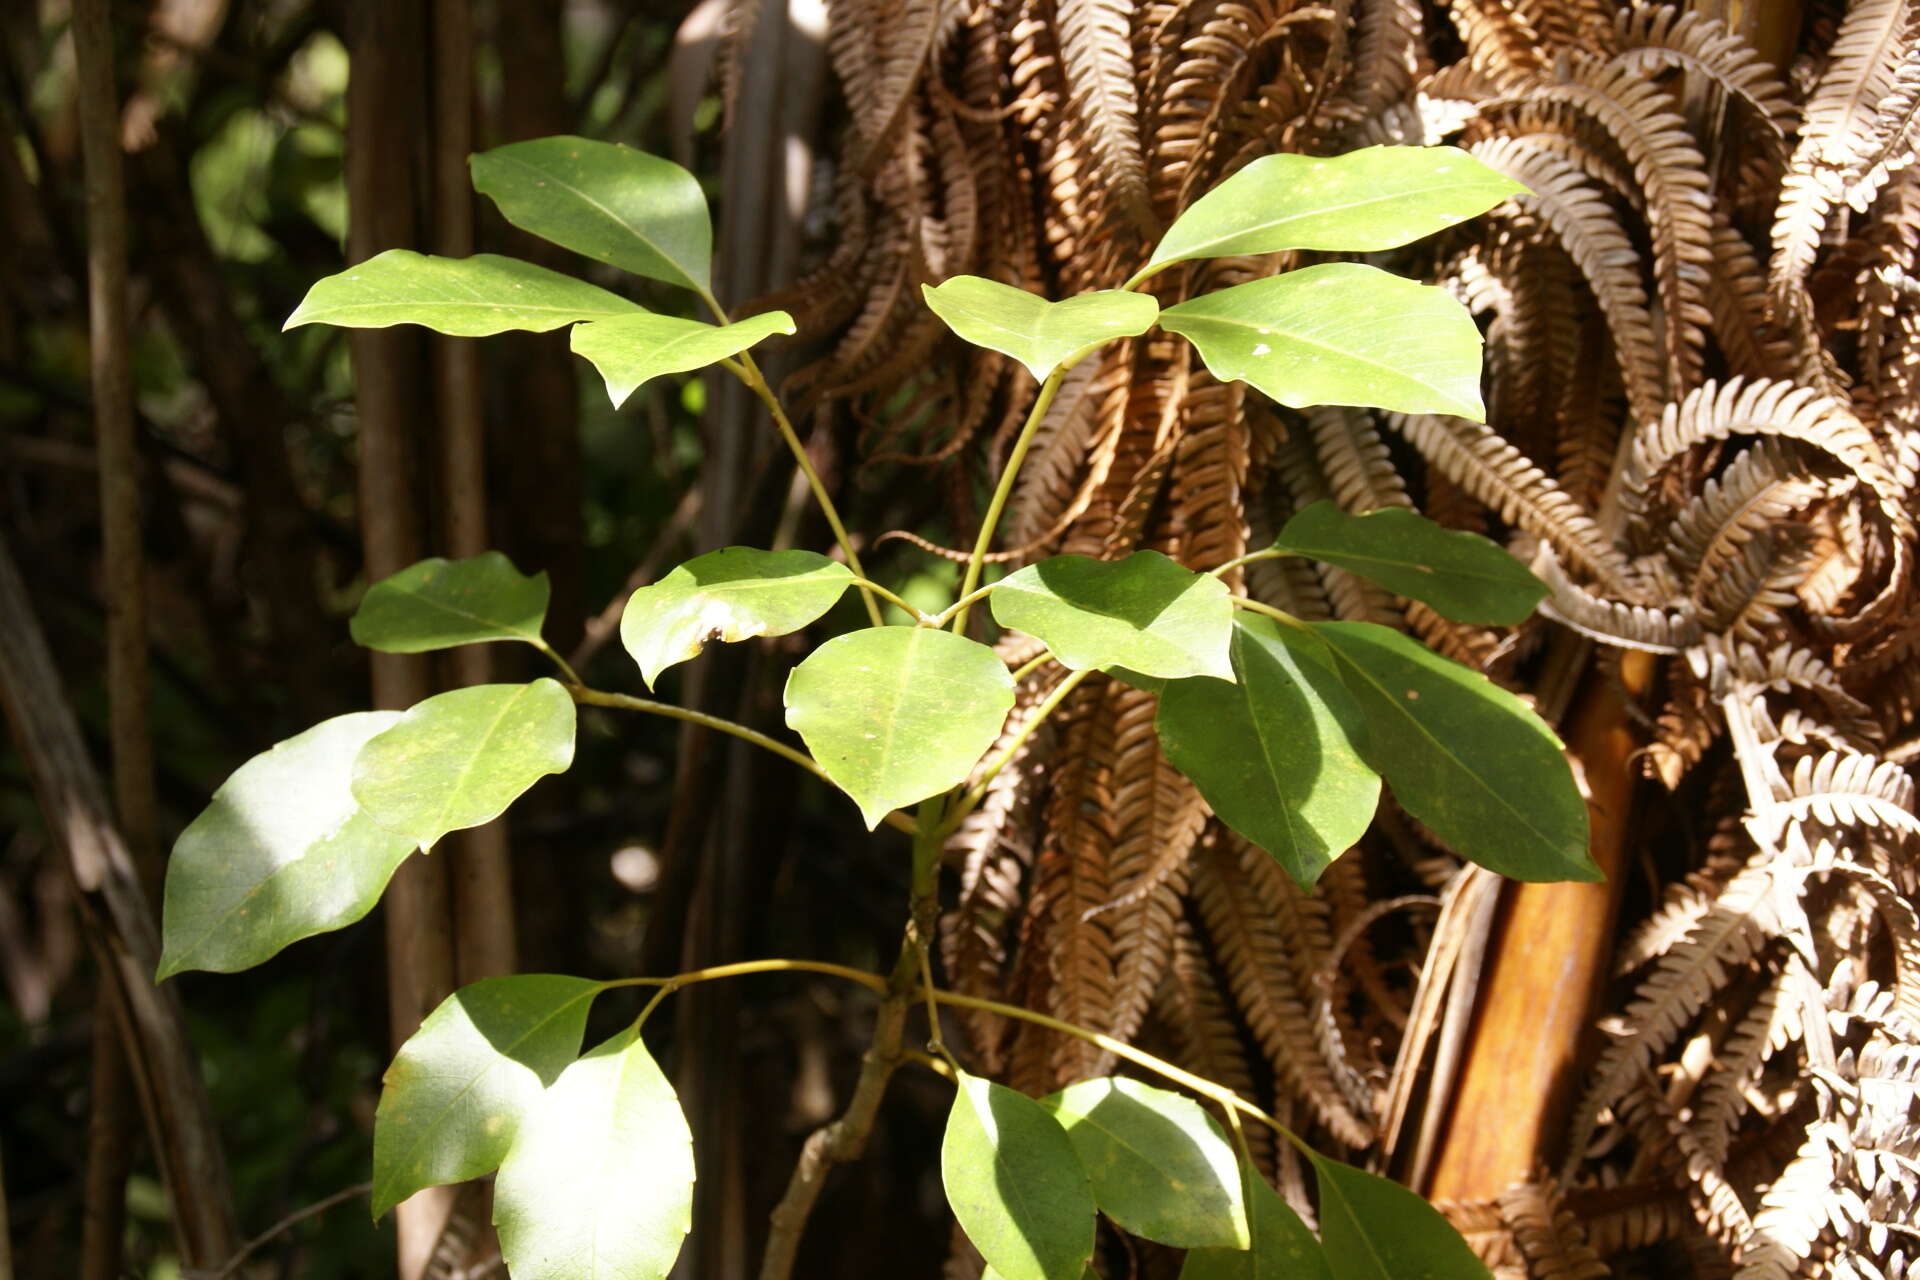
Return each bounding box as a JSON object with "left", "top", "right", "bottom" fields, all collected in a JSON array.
[
  {"left": 1159, "top": 263, "right": 1487, "bottom": 420},
  {"left": 1310, "top": 622, "right": 1595, "bottom": 882},
  {"left": 284, "top": 250, "right": 639, "bottom": 335},
  {"left": 373, "top": 975, "right": 601, "bottom": 1219},
  {"left": 1309, "top": 1154, "right": 1492, "bottom": 1280},
  {"left": 351, "top": 552, "right": 550, "bottom": 654},
  {"left": 622, "top": 547, "right": 854, "bottom": 689},
  {"left": 157, "top": 712, "right": 412, "bottom": 979},
  {"left": 784, "top": 628, "right": 1014, "bottom": 829},
  {"left": 1271, "top": 503, "right": 1546, "bottom": 625},
  {"left": 470, "top": 136, "right": 712, "bottom": 292},
  {"left": 494, "top": 1024, "right": 694, "bottom": 1280},
  {"left": 1180, "top": 1164, "right": 1331, "bottom": 1280},
  {"left": 922, "top": 277, "right": 1159, "bottom": 380},
  {"left": 1040, "top": 1076, "right": 1246, "bottom": 1248},
  {"left": 1157, "top": 615, "right": 1379, "bottom": 888},
  {"left": 943, "top": 1070, "right": 1096, "bottom": 1280},
  {"left": 991, "top": 551, "right": 1234, "bottom": 681},
  {"left": 571, "top": 310, "right": 795, "bottom": 408},
  {"left": 1147, "top": 145, "right": 1525, "bottom": 270},
  {"left": 352, "top": 680, "right": 577, "bottom": 852}
]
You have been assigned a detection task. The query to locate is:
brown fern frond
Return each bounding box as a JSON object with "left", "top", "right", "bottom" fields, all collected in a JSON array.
[
  {"left": 1496, "top": 1178, "right": 1612, "bottom": 1280},
  {"left": 1056, "top": 0, "right": 1153, "bottom": 234},
  {"left": 1534, "top": 546, "right": 1700, "bottom": 652}
]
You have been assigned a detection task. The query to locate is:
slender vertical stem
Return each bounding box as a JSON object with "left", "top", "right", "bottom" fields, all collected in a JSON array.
[
  {"left": 952, "top": 366, "right": 1067, "bottom": 633},
  {"left": 71, "top": 7, "right": 145, "bottom": 1279},
  {"left": 699, "top": 292, "right": 885, "bottom": 627},
  {"left": 759, "top": 798, "right": 947, "bottom": 1280}
]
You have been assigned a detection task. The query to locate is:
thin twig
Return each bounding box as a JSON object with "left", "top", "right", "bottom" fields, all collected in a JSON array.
[{"left": 187, "top": 1181, "right": 373, "bottom": 1280}]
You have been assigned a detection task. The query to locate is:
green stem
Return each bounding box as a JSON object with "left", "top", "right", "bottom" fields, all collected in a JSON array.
[
  {"left": 699, "top": 289, "right": 885, "bottom": 629},
  {"left": 1208, "top": 547, "right": 1283, "bottom": 579},
  {"left": 926, "top": 582, "right": 998, "bottom": 629},
  {"left": 568, "top": 685, "right": 919, "bottom": 836},
  {"left": 533, "top": 639, "right": 584, "bottom": 687},
  {"left": 848, "top": 577, "right": 929, "bottom": 624},
  {"left": 953, "top": 364, "right": 1067, "bottom": 633},
  {"left": 1120, "top": 261, "right": 1170, "bottom": 293},
  {"left": 1228, "top": 595, "right": 1310, "bottom": 631},
  {"left": 1007, "top": 651, "right": 1055, "bottom": 684},
  {"left": 937, "top": 667, "right": 1092, "bottom": 840}
]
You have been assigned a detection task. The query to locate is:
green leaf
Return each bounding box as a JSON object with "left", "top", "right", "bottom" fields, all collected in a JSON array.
[
  {"left": 1308, "top": 1154, "right": 1492, "bottom": 1280},
  {"left": 1180, "top": 1164, "right": 1331, "bottom": 1280},
  {"left": 351, "top": 552, "right": 550, "bottom": 654},
  {"left": 621, "top": 547, "right": 855, "bottom": 689},
  {"left": 1310, "top": 622, "right": 1596, "bottom": 882},
  {"left": 284, "top": 250, "right": 640, "bottom": 335},
  {"left": 373, "top": 975, "right": 601, "bottom": 1219},
  {"left": 922, "top": 277, "right": 1159, "bottom": 380},
  {"left": 470, "top": 136, "right": 712, "bottom": 292},
  {"left": 1160, "top": 263, "right": 1488, "bottom": 420},
  {"left": 1147, "top": 145, "right": 1526, "bottom": 270},
  {"left": 1157, "top": 615, "right": 1379, "bottom": 888},
  {"left": 991, "top": 551, "right": 1234, "bottom": 681},
  {"left": 943, "top": 1070, "right": 1096, "bottom": 1280},
  {"left": 352, "top": 681, "right": 577, "bottom": 852},
  {"left": 494, "top": 1024, "right": 694, "bottom": 1280},
  {"left": 157, "top": 713, "right": 413, "bottom": 979},
  {"left": 1270, "top": 503, "right": 1546, "bottom": 625},
  {"left": 1039, "top": 1076, "right": 1247, "bottom": 1249},
  {"left": 783, "top": 627, "right": 1014, "bottom": 829},
  {"left": 572, "top": 310, "right": 795, "bottom": 408}
]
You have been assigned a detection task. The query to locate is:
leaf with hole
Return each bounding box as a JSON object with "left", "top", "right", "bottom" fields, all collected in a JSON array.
[
  {"left": 284, "top": 250, "right": 639, "bottom": 335},
  {"left": 373, "top": 975, "right": 601, "bottom": 1219},
  {"left": 494, "top": 1024, "right": 694, "bottom": 1280},
  {"left": 784, "top": 628, "right": 1014, "bottom": 829},
  {"left": 1179, "top": 1163, "right": 1332, "bottom": 1280},
  {"left": 1310, "top": 622, "right": 1595, "bottom": 882},
  {"left": 1147, "top": 145, "right": 1525, "bottom": 269},
  {"left": 1270, "top": 503, "right": 1545, "bottom": 625},
  {"left": 1309, "top": 1154, "right": 1492, "bottom": 1280},
  {"left": 1157, "top": 616, "right": 1379, "bottom": 888},
  {"left": 572, "top": 310, "right": 795, "bottom": 408},
  {"left": 351, "top": 552, "right": 551, "bottom": 654},
  {"left": 157, "top": 712, "right": 412, "bottom": 979},
  {"left": 471, "top": 136, "right": 712, "bottom": 292},
  {"left": 622, "top": 547, "right": 854, "bottom": 689},
  {"left": 352, "top": 680, "right": 576, "bottom": 852},
  {"left": 943, "top": 1070, "right": 1096, "bottom": 1280},
  {"left": 991, "top": 551, "right": 1234, "bottom": 681},
  {"left": 922, "top": 277, "right": 1158, "bottom": 380},
  {"left": 1039, "top": 1076, "right": 1247, "bottom": 1249},
  {"left": 1159, "top": 264, "right": 1487, "bottom": 420}
]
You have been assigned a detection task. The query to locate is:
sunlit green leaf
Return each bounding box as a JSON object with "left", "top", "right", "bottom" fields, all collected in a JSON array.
[
  {"left": 494, "top": 1024, "right": 694, "bottom": 1280},
  {"left": 1148, "top": 146, "right": 1525, "bottom": 270},
  {"left": 1160, "top": 264, "right": 1487, "bottom": 420},
  {"left": 1180, "top": 1163, "right": 1331, "bottom": 1280},
  {"left": 351, "top": 552, "right": 550, "bottom": 654},
  {"left": 991, "top": 551, "right": 1234, "bottom": 681},
  {"left": 922, "top": 277, "right": 1158, "bottom": 380},
  {"left": 1157, "top": 616, "right": 1379, "bottom": 888},
  {"left": 373, "top": 975, "right": 601, "bottom": 1219},
  {"left": 157, "top": 712, "right": 412, "bottom": 979},
  {"left": 571, "top": 310, "right": 795, "bottom": 408},
  {"left": 284, "top": 250, "right": 639, "bottom": 335},
  {"left": 352, "top": 681, "right": 577, "bottom": 852},
  {"left": 1310, "top": 622, "right": 1595, "bottom": 882},
  {"left": 943, "top": 1070, "right": 1095, "bottom": 1280},
  {"left": 1040, "top": 1076, "right": 1246, "bottom": 1248},
  {"left": 621, "top": 547, "right": 854, "bottom": 689},
  {"left": 1309, "top": 1154, "right": 1492, "bottom": 1280},
  {"left": 471, "top": 136, "right": 712, "bottom": 292},
  {"left": 1270, "top": 503, "right": 1546, "bottom": 625},
  {"left": 784, "top": 628, "right": 1014, "bottom": 829}
]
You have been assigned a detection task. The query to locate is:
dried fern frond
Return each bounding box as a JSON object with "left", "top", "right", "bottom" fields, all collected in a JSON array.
[{"left": 1056, "top": 0, "right": 1153, "bottom": 234}]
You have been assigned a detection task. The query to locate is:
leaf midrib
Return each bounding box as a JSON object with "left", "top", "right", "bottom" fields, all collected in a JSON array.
[
  {"left": 1320, "top": 633, "right": 1563, "bottom": 855},
  {"left": 487, "top": 152, "right": 698, "bottom": 289}
]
